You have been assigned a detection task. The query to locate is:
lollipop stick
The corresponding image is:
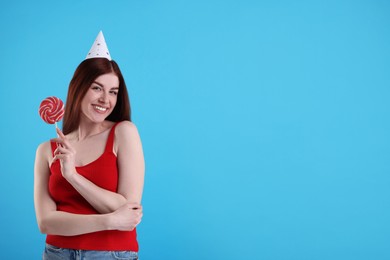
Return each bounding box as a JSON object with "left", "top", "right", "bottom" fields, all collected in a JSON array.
[{"left": 55, "top": 122, "right": 60, "bottom": 138}]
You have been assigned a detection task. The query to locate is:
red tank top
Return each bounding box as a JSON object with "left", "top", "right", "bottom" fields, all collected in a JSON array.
[{"left": 46, "top": 122, "right": 138, "bottom": 251}]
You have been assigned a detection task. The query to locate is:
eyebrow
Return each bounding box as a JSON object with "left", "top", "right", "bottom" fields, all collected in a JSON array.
[{"left": 93, "top": 81, "right": 119, "bottom": 90}]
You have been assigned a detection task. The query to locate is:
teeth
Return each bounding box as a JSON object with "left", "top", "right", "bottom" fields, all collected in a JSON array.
[{"left": 93, "top": 105, "right": 107, "bottom": 111}]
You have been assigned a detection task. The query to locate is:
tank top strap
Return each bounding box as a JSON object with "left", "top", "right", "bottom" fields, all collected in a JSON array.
[
  {"left": 50, "top": 141, "right": 57, "bottom": 157},
  {"left": 104, "top": 122, "right": 121, "bottom": 153}
]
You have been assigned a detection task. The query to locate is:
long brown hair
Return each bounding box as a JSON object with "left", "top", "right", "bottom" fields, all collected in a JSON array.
[{"left": 62, "top": 58, "right": 131, "bottom": 134}]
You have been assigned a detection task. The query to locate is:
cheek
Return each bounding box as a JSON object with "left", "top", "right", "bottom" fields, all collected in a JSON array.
[
  {"left": 81, "top": 102, "right": 90, "bottom": 114},
  {"left": 81, "top": 92, "right": 95, "bottom": 105},
  {"left": 80, "top": 99, "right": 89, "bottom": 110},
  {"left": 111, "top": 96, "right": 118, "bottom": 107}
]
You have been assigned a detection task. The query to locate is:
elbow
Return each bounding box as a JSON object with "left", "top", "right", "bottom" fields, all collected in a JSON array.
[{"left": 37, "top": 218, "right": 49, "bottom": 234}]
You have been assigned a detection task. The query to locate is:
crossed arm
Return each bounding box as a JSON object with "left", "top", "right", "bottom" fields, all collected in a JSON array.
[{"left": 34, "top": 121, "right": 144, "bottom": 236}]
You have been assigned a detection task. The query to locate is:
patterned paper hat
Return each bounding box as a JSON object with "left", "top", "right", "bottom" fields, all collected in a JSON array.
[{"left": 85, "top": 31, "right": 112, "bottom": 60}]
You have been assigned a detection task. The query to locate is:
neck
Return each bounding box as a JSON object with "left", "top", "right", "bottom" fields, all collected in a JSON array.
[{"left": 76, "top": 120, "right": 108, "bottom": 141}]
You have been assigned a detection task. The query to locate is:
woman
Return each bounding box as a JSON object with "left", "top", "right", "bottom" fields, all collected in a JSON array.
[{"left": 34, "top": 32, "right": 144, "bottom": 259}]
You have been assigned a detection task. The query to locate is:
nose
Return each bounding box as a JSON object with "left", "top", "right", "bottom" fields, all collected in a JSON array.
[{"left": 98, "top": 92, "right": 108, "bottom": 104}]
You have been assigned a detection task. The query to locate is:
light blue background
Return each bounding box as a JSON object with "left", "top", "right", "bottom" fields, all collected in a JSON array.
[{"left": 0, "top": 0, "right": 389, "bottom": 259}]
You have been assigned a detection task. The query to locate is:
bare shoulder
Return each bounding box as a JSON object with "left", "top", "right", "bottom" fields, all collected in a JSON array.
[
  {"left": 113, "top": 121, "right": 141, "bottom": 154},
  {"left": 35, "top": 140, "right": 52, "bottom": 166},
  {"left": 115, "top": 121, "right": 140, "bottom": 138},
  {"left": 36, "top": 141, "right": 51, "bottom": 156}
]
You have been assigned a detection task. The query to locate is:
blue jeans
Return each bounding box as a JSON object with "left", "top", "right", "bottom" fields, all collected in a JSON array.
[{"left": 43, "top": 243, "right": 138, "bottom": 260}]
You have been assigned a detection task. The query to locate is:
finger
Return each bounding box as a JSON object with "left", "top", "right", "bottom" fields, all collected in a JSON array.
[
  {"left": 56, "top": 127, "right": 66, "bottom": 139},
  {"left": 127, "top": 202, "right": 141, "bottom": 206},
  {"left": 134, "top": 212, "right": 143, "bottom": 220},
  {"left": 136, "top": 215, "right": 143, "bottom": 226},
  {"left": 132, "top": 207, "right": 143, "bottom": 212},
  {"left": 53, "top": 154, "right": 69, "bottom": 161},
  {"left": 127, "top": 203, "right": 141, "bottom": 209},
  {"left": 55, "top": 145, "right": 74, "bottom": 155},
  {"left": 51, "top": 138, "right": 66, "bottom": 149},
  {"left": 51, "top": 138, "right": 64, "bottom": 145},
  {"left": 54, "top": 146, "right": 69, "bottom": 155},
  {"left": 52, "top": 155, "right": 63, "bottom": 163},
  {"left": 54, "top": 128, "right": 69, "bottom": 143}
]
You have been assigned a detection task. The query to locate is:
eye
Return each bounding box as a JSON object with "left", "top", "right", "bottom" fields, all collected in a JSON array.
[
  {"left": 109, "top": 89, "right": 119, "bottom": 95},
  {"left": 91, "top": 85, "right": 102, "bottom": 91}
]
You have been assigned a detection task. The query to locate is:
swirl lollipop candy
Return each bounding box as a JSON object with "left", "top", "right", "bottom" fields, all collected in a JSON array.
[{"left": 39, "top": 96, "right": 65, "bottom": 128}]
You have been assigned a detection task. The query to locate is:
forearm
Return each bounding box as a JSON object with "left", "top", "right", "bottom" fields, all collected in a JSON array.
[
  {"left": 38, "top": 210, "right": 113, "bottom": 236},
  {"left": 66, "top": 172, "right": 127, "bottom": 214}
]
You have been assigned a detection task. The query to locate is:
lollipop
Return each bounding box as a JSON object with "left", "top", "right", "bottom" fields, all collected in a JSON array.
[{"left": 39, "top": 96, "right": 65, "bottom": 128}]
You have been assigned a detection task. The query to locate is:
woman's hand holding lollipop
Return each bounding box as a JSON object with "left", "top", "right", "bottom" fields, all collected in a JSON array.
[
  {"left": 39, "top": 96, "right": 75, "bottom": 179},
  {"left": 52, "top": 128, "right": 77, "bottom": 181}
]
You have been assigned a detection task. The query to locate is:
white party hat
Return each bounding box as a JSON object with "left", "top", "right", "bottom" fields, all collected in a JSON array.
[{"left": 86, "top": 31, "right": 112, "bottom": 60}]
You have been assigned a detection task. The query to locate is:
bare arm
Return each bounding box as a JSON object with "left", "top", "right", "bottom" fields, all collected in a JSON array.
[
  {"left": 116, "top": 121, "right": 145, "bottom": 204},
  {"left": 34, "top": 142, "right": 142, "bottom": 236},
  {"left": 62, "top": 172, "right": 128, "bottom": 214},
  {"left": 52, "top": 122, "right": 144, "bottom": 213}
]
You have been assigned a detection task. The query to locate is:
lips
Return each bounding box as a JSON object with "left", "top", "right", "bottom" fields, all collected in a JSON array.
[{"left": 92, "top": 104, "right": 108, "bottom": 113}]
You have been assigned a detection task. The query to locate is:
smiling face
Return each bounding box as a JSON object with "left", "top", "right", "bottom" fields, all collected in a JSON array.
[{"left": 80, "top": 73, "right": 120, "bottom": 123}]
